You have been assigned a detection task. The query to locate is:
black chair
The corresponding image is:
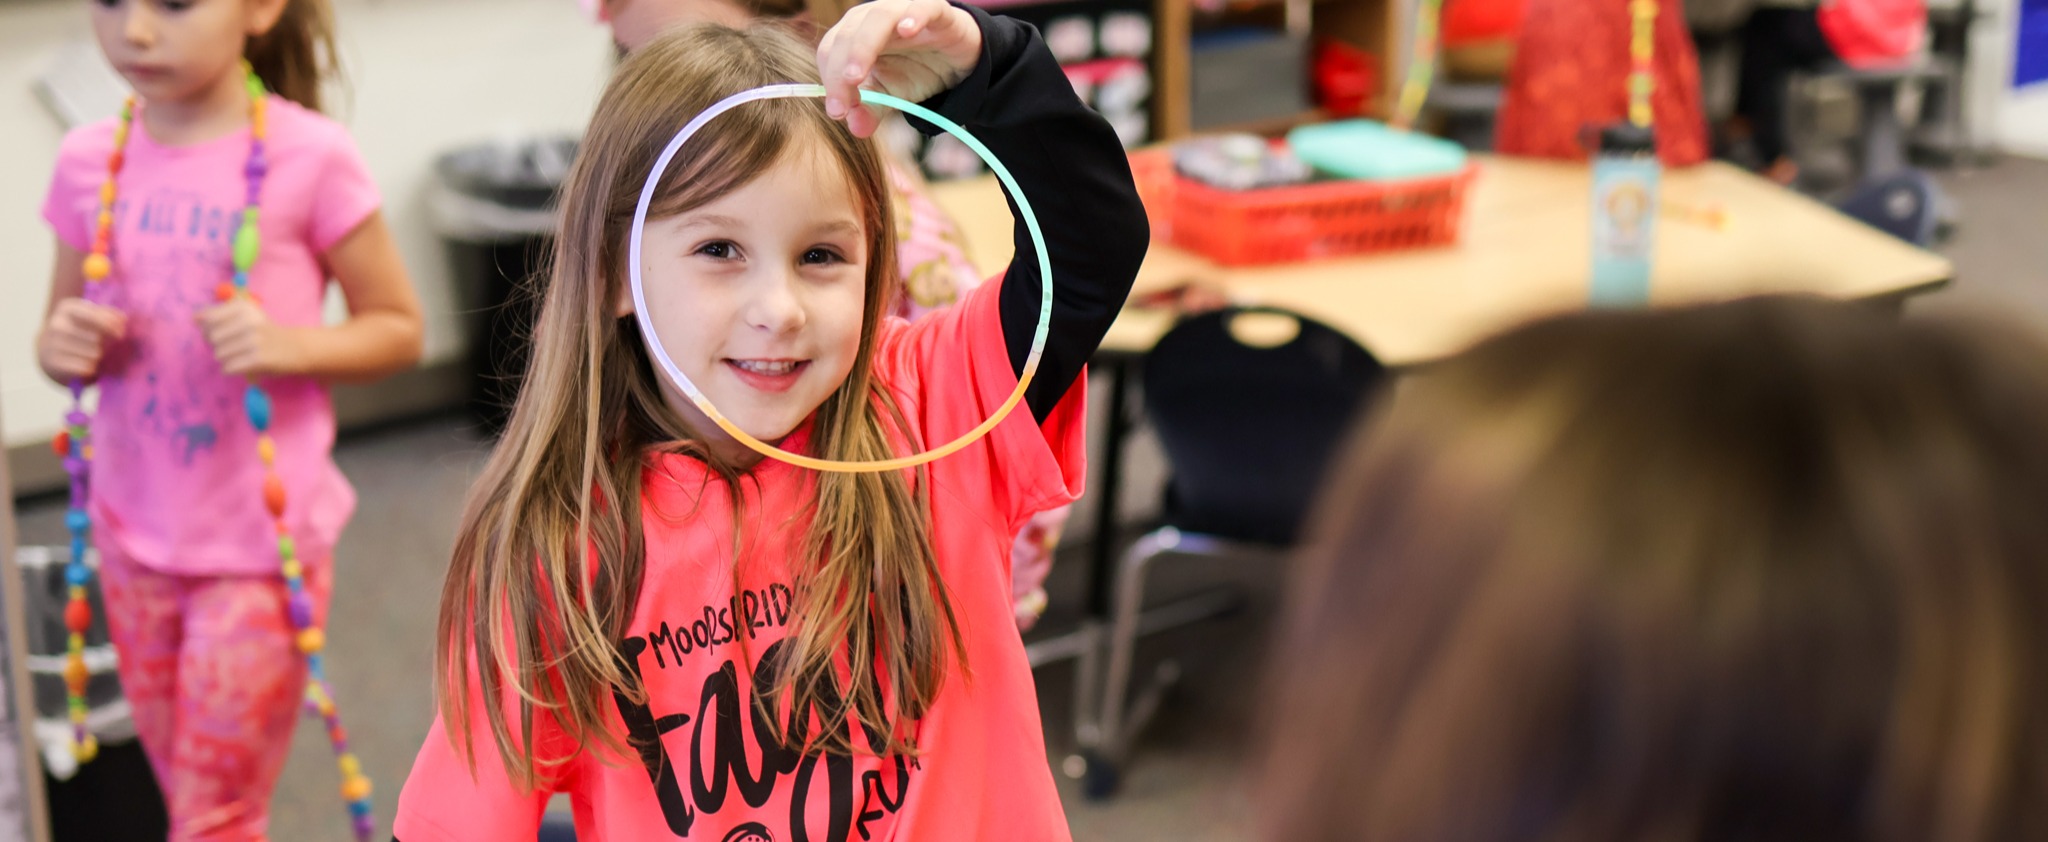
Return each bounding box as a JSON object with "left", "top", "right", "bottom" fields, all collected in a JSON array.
[
  {"left": 1807, "top": 56, "right": 1951, "bottom": 180},
  {"left": 538, "top": 813, "right": 576, "bottom": 841},
  {"left": 1069, "top": 307, "right": 1387, "bottom": 797},
  {"left": 1834, "top": 169, "right": 1942, "bottom": 247},
  {"left": 1424, "top": 80, "right": 1504, "bottom": 152}
]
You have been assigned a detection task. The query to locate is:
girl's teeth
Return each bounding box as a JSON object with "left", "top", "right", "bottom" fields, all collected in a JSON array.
[{"left": 736, "top": 360, "right": 797, "bottom": 375}]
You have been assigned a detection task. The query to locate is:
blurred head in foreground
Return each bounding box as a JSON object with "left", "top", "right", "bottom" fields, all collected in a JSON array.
[{"left": 1263, "top": 296, "right": 2048, "bottom": 842}]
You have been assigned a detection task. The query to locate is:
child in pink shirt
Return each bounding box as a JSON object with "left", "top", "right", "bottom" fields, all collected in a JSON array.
[
  {"left": 592, "top": 0, "right": 1071, "bottom": 632},
  {"left": 34, "top": 0, "right": 422, "bottom": 836},
  {"left": 393, "top": 2, "right": 1147, "bottom": 839}
]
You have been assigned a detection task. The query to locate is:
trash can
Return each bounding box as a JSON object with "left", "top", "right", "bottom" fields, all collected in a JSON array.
[
  {"left": 17, "top": 546, "right": 166, "bottom": 841},
  {"left": 430, "top": 135, "right": 577, "bottom": 436}
]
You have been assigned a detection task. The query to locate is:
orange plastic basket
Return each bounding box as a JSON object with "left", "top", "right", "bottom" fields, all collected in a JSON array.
[
  {"left": 1129, "top": 149, "right": 1176, "bottom": 242},
  {"left": 1127, "top": 149, "right": 1478, "bottom": 267}
]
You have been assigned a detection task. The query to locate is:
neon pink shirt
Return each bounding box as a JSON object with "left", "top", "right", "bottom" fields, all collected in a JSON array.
[
  {"left": 395, "top": 276, "right": 1086, "bottom": 841},
  {"left": 41, "top": 96, "right": 377, "bottom": 574}
]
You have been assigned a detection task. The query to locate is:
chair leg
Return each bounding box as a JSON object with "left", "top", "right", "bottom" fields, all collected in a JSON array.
[
  {"left": 1067, "top": 620, "right": 1104, "bottom": 749},
  {"left": 1858, "top": 82, "right": 1908, "bottom": 178},
  {"left": 1065, "top": 528, "right": 1251, "bottom": 800},
  {"left": 1096, "top": 529, "right": 1175, "bottom": 753}
]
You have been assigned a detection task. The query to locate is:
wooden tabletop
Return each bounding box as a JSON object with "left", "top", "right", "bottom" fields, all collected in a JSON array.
[{"left": 928, "top": 155, "right": 1954, "bottom": 368}]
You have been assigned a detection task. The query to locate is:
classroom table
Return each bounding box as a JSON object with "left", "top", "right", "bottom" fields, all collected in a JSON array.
[
  {"left": 933, "top": 155, "right": 1954, "bottom": 364},
  {"left": 927, "top": 153, "right": 1955, "bottom": 669}
]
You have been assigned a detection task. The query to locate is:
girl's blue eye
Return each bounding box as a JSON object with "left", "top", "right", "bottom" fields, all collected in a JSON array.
[{"left": 696, "top": 241, "right": 737, "bottom": 260}]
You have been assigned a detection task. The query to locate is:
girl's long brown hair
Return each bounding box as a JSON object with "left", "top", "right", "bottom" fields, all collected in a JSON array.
[
  {"left": 246, "top": 0, "right": 339, "bottom": 113},
  {"left": 1263, "top": 297, "right": 2048, "bottom": 842},
  {"left": 435, "top": 23, "right": 963, "bottom": 787}
]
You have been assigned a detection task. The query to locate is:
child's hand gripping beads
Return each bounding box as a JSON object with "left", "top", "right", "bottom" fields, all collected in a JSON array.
[{"left": 37, "top": 296, "right": 127, "bottom": 383}]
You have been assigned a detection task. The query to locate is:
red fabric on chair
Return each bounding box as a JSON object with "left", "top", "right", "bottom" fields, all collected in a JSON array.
[{"left": 1495, "top": 0, "right": 1709, "bottom": 166}]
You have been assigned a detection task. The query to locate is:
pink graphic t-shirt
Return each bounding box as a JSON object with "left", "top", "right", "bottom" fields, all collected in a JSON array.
[
  {"left": 41, "top": 96, "right": 378, "bottom": 575},
  {"left": 395, "top": 276, "right": 1086, "bottom": 842}
]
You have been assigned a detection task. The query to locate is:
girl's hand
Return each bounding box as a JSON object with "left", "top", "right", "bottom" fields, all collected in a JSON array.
[
  {"left": 197, "top": 297, "right": 304, "bottom": 378},
  {"left": 817, "top": 0, "right": 983, "bottom": 138},
  {"left": 37, "top": 298, "right": 126, "bottom": 383}
]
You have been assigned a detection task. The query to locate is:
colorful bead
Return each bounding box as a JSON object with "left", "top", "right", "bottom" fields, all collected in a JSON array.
[
  {"left": 282, "top": 558, "right": 303, "bottom": 580},
  {"left": 288, "top": 593, "right": 313, "bottom": 629},
  {"left": 73, "top": 735, "right": 98, "bottom": 764},
  {"left": 246, "top": 386, "right": 272, "bottom": 431},
  {"left": 265, "top": 474, "right": 287, "bottom": 517},
  {"left": 65, "top": 509, "right": 90, "bottom": 533},
  {"left": 297, "top": 628, "right": 325, "bottom": 654},
  {"left": 341, "top": 775, "right": 372, "bottom": 802},
  {"left": 82, "top": 254, "right": 111, "bottom": 281},
  {"left": 63, "top": 659, "right": 90, "bottom": 695},
  {"left": 52, "top": 430, "right": 69, "bottom": 457},
  {"left": 258, "top": 436, "right": 276, "bottom": 465},
  {"left": 233, "top": 215, "right": 261, "bottom": 270},
  {"left": 66, "top": 564, "right": 90, "bottom": 587},
  {"left": 340, "top": 755, "right": 361, "bottom": 779},
  {"left": 278, "top": 535, "right": 296, "bottom": 561},
  {"left": 64, "top": 600, "right": 91, "bottom": 634}
]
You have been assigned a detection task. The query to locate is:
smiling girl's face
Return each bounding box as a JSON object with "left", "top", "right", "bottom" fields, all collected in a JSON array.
[{"left": 627, "top": 132, "right": 869, "bottom": 459}]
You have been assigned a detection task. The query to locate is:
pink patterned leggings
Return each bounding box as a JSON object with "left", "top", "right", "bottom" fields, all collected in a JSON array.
[{"left": 98, "top": 546, "right": 331, "bottom": 842}]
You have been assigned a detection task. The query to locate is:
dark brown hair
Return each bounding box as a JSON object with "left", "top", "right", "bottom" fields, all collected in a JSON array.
[
  {"left": 245, "top": 0, "right": 339, "bottom": 112},
  {"left": 1263, "top": 296, "right": 2048, "bottom": 842}
]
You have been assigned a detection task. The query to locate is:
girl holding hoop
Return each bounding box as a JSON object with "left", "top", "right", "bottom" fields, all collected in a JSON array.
[{"left": 393, "top": 2, "right": 1146, "bottom": 839}]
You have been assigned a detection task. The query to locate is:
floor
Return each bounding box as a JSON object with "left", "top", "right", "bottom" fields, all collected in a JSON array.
[{"left": 10, "top": 154, "right": 2046, "bottom": 842}]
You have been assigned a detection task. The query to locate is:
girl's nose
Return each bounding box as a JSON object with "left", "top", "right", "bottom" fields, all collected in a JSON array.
[
  {"left": 121, "top": 3, "right": 159, "bottom": 49},
  {"left": 743, "top": 268, "right": 807, "bottom": 335}
]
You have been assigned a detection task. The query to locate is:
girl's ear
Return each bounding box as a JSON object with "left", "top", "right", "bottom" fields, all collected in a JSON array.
[
  {"left": 245, "top": 0, "right": 289, "bottom": 38},
  {"left": 615, "top": 273, "right": 636, "bottom": 318}
]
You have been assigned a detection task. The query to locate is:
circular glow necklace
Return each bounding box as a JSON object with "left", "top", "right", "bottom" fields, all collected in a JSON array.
[{"left": 628, "top": 84, "right": 1052, "bottom": 473}]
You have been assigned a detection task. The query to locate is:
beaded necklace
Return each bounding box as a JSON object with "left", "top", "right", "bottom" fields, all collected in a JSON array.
[
  {"left": 1629, "top": 0, "right": 1658, "bottom": 128},
  {"left": 1392, "top": 0, "right": 1660, "bottom": 133},
  {"left": 54, "top": 62, "right": 377, "bottom": 842}
]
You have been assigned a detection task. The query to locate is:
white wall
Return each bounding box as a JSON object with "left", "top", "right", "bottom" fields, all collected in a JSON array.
[
  {"left": 1, "top": 0, "right": 611, "bottom": 450},
  {"left": 1968, "top": 0, "right": 2048, "bottom": 158}
]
